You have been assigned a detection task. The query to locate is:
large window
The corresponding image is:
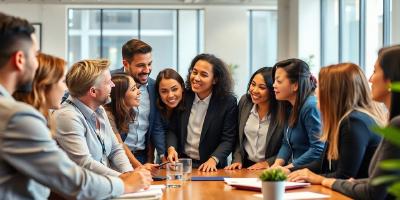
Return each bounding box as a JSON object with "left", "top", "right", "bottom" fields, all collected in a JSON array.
[
  {"left": 321, "top": 0, "right": 397, "bottom": 77},
  {"left": 249, "top": 10, "right": 278, "bottom": 74},
  {"left": 68, "top": 9, "right": 203, "bottom": 79}
]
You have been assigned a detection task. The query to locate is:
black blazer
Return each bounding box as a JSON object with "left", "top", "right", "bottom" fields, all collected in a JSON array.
[
  {"left": 232, "top": 95, "right": 284, "bottom": 167},
  {"left": 167, "top": 91, "right": 238, "bottom": 168},
  {"left": 291, "top": 111, "right": 381, "bottom": 179}
]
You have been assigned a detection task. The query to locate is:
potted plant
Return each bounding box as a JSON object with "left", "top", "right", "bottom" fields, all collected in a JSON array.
[{"left": 259, "top": 168, "right": 287, "bottom": 200}]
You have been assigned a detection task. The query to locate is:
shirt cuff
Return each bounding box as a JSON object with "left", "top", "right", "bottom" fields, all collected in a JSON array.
[
  {"left": 108, "top": 175, "right": 125, "bottom": 197},
  {"left": 211, "top": 156, "right": 219, "bottom": 164}
]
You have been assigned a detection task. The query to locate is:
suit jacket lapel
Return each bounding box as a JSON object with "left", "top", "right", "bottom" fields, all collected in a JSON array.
[
  {"left": 199, "top": 95, "right": 217, "bottom": 143},
  {"left": 182, "top": 92, "right": 195, "bottom": 147},
  {"left": 239, "top": 99, "right": 252, "bottom": 152}
]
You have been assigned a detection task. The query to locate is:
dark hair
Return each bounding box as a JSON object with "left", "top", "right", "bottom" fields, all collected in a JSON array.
[
  {"left": 272, "top": 58, "right": 317, "bottom": 127},
  {"left": 155, "top": 68, "right": 185, "bottom": 118},
  {"left": 246, "top": 67, "right": 278, "bottom": 117},
  {"left": 185, "top": 53, "right": 234, "bottom": 99},
  {"left": 104, "top": 73, "right": 135, "bottom": 133},
  {"left": 0, "top": 12, "right": 35, "bottom": 68},
  {"left": 122, "top": 39, "right": 152, "bottom": 62},
  {"left": 378, "top": 45, "right": 400, "bottom": 120}
]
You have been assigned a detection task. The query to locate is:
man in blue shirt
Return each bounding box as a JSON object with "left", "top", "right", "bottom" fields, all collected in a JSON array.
[
  {"left": 111, "top": 39, "right": 166, "bottom": 164},
  {"left": 0, "top": 12, "right": 152, "bottom": 199}
]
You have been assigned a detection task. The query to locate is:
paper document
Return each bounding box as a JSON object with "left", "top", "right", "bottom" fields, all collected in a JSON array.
[
  {"left": 253, "top": 191, "right": 330, "bottom": 199},
  {"left": 224, "top": 178, "right": 310, "bottom": 191},
  {"left": 114, "top": 185, "right": 165, "bottom": 199}
]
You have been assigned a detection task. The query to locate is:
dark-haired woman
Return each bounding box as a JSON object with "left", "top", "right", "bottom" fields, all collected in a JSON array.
[
  {"left": 104, "top": 74, "right": 158, "bottom": 174},
  {"left": 271, "top": 58, "right": 325, "bottom": 169},
  {"left": 225, "top": 67, "right": 283, "bottom": 170},
  {"left": 167, "top": 53, "right": 238, "bottom": 172}
]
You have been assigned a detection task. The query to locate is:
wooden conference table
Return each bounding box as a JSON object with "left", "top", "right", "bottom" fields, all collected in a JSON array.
[{"left": 155, "top": 169, "right": 352, "bottom": 200}]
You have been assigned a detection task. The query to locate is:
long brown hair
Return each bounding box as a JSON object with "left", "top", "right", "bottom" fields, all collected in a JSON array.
[
  {"left": 272, "top": 58, "right": 317, "bottom": 127},
  {"left": 104, "top": 73, "right": 135, "bottom": 133},
  {"left": 319, "top": 63, "right": 386, "bottom": 160},
  {"left": 14, "top": 52, "right": 66, "bottom": 121}
]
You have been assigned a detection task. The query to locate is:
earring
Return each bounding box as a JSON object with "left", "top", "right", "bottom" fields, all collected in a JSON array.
[{"left": 388, "top": 87, "right": 392, "bottom": 92}]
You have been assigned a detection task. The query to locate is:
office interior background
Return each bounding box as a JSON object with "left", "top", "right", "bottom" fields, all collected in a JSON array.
[{"left": 0, "top": 0, "right": 399, "bottom": 96}]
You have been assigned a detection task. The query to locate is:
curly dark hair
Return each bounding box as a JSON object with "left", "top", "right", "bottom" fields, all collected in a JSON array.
[{"left": 185, "top": 53, "right": 234, "bottom": 99}]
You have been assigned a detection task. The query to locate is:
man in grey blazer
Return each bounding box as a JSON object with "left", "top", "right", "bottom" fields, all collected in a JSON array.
[{"left": 0, "top": 12, "right": 151, "bottom": 199}]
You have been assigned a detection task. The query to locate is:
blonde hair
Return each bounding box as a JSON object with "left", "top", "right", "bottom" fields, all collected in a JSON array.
[
  {"left": 319, "top": 63, "right": 387, "bottom": 160},
  {"left": 66, "top": 59, "right": 110, "bottom": 97}
]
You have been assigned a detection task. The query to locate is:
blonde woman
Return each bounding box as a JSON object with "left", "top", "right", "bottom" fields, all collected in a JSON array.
[{"left": 287, "top": 63, "right": 386, "bottom": 183}]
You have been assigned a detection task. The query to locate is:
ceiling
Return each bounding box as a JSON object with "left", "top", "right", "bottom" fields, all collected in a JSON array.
[{"left": 0, "top": 0, "right": 276, "bottom": 5}]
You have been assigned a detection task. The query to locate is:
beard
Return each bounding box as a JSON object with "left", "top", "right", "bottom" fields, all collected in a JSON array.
[{"left": 15, "top": 80, "right": 33, "bottom": 93}]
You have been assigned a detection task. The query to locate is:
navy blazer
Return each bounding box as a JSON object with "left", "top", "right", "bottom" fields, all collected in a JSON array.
[
  {"left": 167, "top": 91, "right": 238, "bottom": 168},
  {"left": 110, "top": 67, "right": 166, "bottom": 156},
  {"left": 291, "top": 111, "right": 381, "bottom": 179},
  {"left": 276, "top": 95, "right": 325, "bottom": 166}
]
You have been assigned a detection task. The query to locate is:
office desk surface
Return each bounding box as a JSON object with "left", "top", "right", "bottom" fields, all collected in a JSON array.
[{"left": 155, "top": 169, "right": 352, "bottom": 200}]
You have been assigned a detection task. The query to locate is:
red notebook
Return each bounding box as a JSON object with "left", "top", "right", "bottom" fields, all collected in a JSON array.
[{"left": 224, "top": 178, "right": 310, "bottom": 192}]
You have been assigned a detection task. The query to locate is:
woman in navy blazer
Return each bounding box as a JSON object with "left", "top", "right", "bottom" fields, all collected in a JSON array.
[
  {"left": 287, "top": 63, "right": 386, "bottom": 182},
  {"left": 166, "top": 54, "right": 238, "bottom": 172},
  {"left": 225, "top": 67, "right": 284, "bottom": 170},
  {"left": 271, "top": 58, "right": 325, "bottom": 168}
]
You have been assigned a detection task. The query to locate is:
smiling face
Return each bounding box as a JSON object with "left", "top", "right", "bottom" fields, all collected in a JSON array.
[
  {"left": 124, "top": 76, "right": 141, "bottom": 107},
  {"left": 158, "top": 78, "right": 183, "bottom": 110},
  {"left": 124, "top": 53, "right": 152, "bottom": 85},
  {"left": 249, "top": 73, "right": 270, "bottom": 105},
  {"left": 190, "top": 60, "right": 215, "bottom": 99},
  {"left": 273, "top": 67, "right": 298, "bottom": 104}
]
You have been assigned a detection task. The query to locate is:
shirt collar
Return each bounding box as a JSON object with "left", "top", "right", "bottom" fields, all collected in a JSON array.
[
  {"left": 0, "top": 84, "right": 14, "bottom": 100},
  {"left": 250, "top": 104, "right": 269, "bottom": 122},
  {"left": 193, "top": 92, "right": 212, "bottom": 105},
  {"left": 68, "top": 96, "right": 104, "bottom": 120}
]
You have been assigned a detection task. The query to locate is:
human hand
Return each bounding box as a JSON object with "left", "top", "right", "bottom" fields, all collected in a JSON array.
[
  {"left": 120, "top": 168, "right": 153, "bottom": 193},
  {"left": 288, "top": 168, "right": 324, "bottom": 184},
  {"left": 198, "top": 158, "right": 217, "bottom": 172},
  {"left": 224, "top": 162, "right": 242, "bottom": 170}
]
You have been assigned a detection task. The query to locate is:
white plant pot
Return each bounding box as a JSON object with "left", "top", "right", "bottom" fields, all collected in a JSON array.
[{"left": 261, "top": 181, "right": 285, "bottom": 200}]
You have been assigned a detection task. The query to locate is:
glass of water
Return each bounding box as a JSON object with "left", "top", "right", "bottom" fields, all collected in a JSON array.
[
  {"left": 166, "top": 162, "right": 183, "bottom": 188},
  {"left": 179, "top": 158, "right": 192, "bottom": 181}
]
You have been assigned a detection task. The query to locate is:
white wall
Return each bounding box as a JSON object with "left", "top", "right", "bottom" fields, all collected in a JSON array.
[
  {"left": 204, "top": 6, "right": 249, "bottom": 95},
  {"left": 0, "top": 4, "right": 67, "bottom": 59}
]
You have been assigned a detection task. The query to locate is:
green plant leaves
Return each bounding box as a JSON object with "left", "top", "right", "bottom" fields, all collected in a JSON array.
[
  {"left": 372, "top": 126, "right": 400, "bottom": 147},
  {"left": 259, "top": 168, "right": 287, "bottom": 181}
]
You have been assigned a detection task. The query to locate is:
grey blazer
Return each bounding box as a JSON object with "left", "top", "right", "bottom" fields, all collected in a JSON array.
[
  {"left": 332, "top": 116, "right": 400, "bottom": 200},
  {"left": 0, "top": 89, "right": 124, "bottom": 199},
  {"left": 232, "top": 95, "right": 284, "bottom": 166}
]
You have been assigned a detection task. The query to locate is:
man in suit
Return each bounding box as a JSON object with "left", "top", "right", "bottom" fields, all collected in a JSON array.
[
  {"left": 0, "top": 12, "right": 151, "bottom": 199},
  {"left": 111, "top": 39, "right": 165, "bottom": 164}
]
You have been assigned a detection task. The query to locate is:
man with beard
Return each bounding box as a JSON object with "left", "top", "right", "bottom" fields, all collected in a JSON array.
[
  {"left": 54, "top": 59, "right": 136, "bottom": 177},
  {"left": 0, "top": 12, "right": 152, "bottom": 199},
  {"left": 111, "top": 39, "right": 165, "bottom": 164}
]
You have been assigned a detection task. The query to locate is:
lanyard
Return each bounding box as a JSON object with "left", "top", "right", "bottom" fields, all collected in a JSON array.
[{"left": 65, "top": 100, "right": 107, "bottom": 164}]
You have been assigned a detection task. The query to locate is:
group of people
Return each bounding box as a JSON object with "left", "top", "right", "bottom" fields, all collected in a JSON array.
[{"left": 1, "top": 11, "right": 400, "bottom": 200}]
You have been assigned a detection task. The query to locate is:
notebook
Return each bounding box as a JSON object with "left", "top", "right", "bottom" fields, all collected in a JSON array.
[
  {"left": 114, "top": 185, "right": 165, "bottom": 199},
  {"left": 191, "top": 176, "right": 230, "bottom": 181},
  {"left": 224, "top": 178, "right": 310, "bottom": 191}
]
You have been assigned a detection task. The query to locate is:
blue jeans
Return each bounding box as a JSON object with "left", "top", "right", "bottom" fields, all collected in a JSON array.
[{"left": 133, "top": 150, "right": 147, "bottom": 164}]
